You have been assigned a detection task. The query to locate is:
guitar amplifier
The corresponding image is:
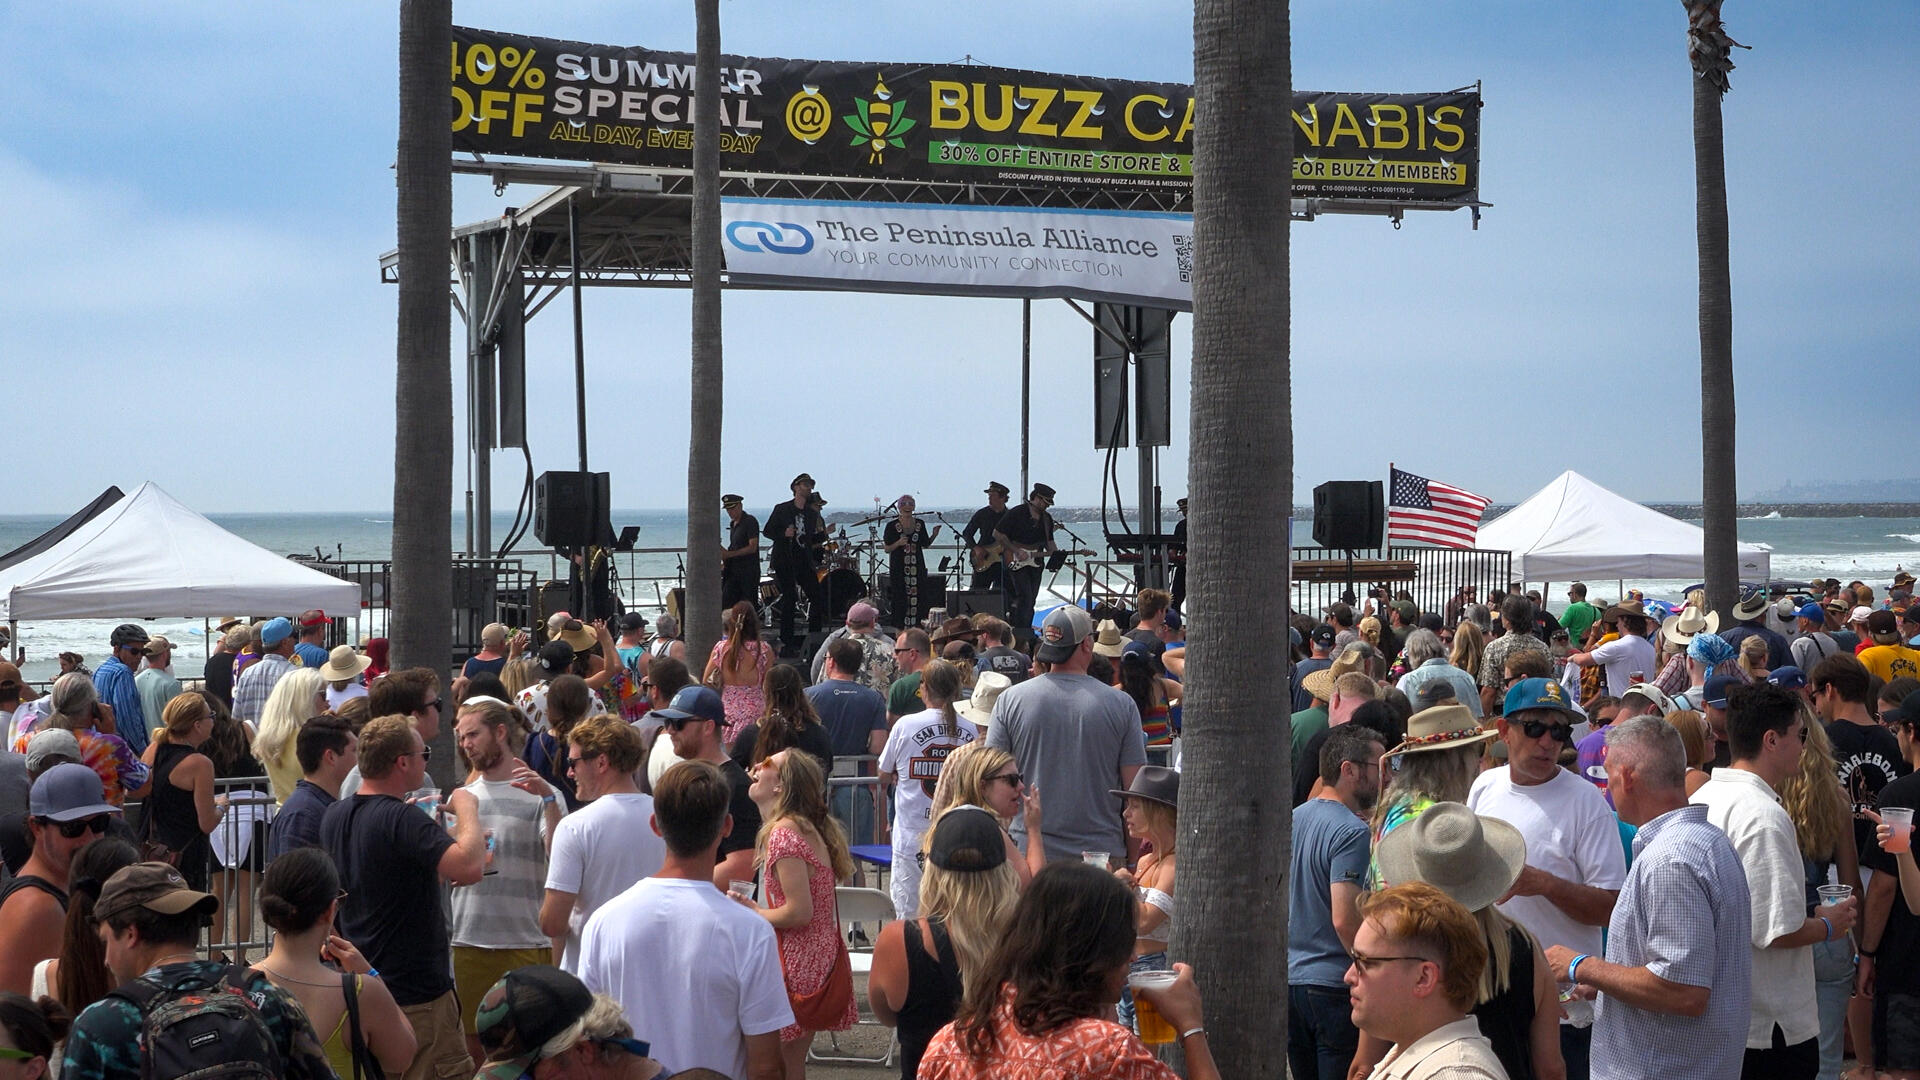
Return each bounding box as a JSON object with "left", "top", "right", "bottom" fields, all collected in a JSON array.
[{"left": 948, "top": 589, "right": 1007, "bottom": 619}]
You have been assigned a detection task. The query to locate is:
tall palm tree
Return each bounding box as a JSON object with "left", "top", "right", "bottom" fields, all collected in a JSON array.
[
  {"left": 391, "top": 0, "right": 453, "bottom": 777},
  {"left": 1687, "top": 1, "right": 1743, "bottom": 619},
  {"left": 1173, "top": 1, "right": 1292, "bottom": 1075},
  {"left": 684, "top": 0, "right": 724, "bottom": 662}
]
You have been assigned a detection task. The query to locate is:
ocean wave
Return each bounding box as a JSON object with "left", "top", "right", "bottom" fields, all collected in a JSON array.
[
  {"left": 1889, "top": 533, "right": 1920, "bottom": 544},
  {"left": 1741, "top": 511, "right": 1783, "bottom": 520}
]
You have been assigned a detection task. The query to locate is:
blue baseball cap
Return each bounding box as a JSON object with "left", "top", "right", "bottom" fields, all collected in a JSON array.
[
  {"left": 654, "top": 685, "right": 724, "bottom": 724},
  {"left": 1767, "top": 666, "right": 1808, "bottom": 690},
  {"left": 1797, "top": 602, "right": 1827, "bottom": 624},
  {"left": 1503, "top": 678, "right": 1582, "bottom": 719},
  {"left": 1702, "top": 674, "right": 1741, "bottom": 709},
  {"left": 259, "top": 617, "right": 295, "bottom": 647}
]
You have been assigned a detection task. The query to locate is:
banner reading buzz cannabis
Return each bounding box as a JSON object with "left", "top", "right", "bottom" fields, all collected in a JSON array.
[{"left": 450, "top": 26, "right": 1482, "bottom": 204}]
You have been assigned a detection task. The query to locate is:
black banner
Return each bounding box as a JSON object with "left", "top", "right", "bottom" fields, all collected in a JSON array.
[{"left": 450, "top": 26, "right": 1480, "bottom": 204}]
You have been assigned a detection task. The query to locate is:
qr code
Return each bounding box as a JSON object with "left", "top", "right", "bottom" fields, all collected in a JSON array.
[{"left": 1172, "top": 234, "right": 1193, "bottom": 283}]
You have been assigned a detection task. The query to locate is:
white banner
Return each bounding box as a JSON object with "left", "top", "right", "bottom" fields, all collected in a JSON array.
[{"left": 720, "top": 197, "right": 1194, "bottom": 310}]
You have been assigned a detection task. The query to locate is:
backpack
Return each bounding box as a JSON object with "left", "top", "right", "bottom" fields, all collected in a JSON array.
[{"left": 109, "top": 965, "right": 283, "bottom": 1080}]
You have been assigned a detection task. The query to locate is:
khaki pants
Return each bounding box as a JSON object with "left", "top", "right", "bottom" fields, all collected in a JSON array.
[{"left": 400, "top": 990, "right": 473, "bottom": 1080}]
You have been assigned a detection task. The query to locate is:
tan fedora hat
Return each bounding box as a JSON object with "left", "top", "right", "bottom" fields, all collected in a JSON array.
[
  {"left": 318, "top": 644, "right": 372, "bottom": 683},
  {"left": 1660, "top": 606, "right": 1720, "bottom": 647},
  {"left": 1388, "top": 703, "right": 1496, "bottom": 757},
  {"left": 1300, "top": 641, "right": 1376, "bottom": 703},
  {"left": 1092, "top": 619, "right": 1127, "bottom": 658},
  {"left": 1373, "top": 801, "right": 1527, "bottom": 912}
]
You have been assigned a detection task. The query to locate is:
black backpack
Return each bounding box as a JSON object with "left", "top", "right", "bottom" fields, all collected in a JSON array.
[{"left": 108, "top": 966, "right": 283, "bottom": 1080}]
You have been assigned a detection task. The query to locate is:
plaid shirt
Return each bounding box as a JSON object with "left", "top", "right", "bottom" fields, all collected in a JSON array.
[
  {"left": 1592, "top": 803, "right": 1751, "bottom": 1079},
  {"left": 231, "top": 653, "right": 293, "bottom": 723}
]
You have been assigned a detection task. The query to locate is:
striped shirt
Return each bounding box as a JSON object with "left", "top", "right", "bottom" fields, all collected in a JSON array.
[
  {"left": 449, "top": 777, "right": 551, "bottom": 950},
  {"left": 92, "top": 659, "right": 148, "bottom": 758},
  {"left": 1592, "top": 803, "right": 1751, "bottom": 1079}
]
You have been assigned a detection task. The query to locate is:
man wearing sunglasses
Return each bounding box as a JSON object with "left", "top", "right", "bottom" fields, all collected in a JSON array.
[
  {"left": 0, "top": 763, "right": 119, "bottom": 994},
  {"left": 1467, "top": 677, "right": 1627, "bottom": 1079}
]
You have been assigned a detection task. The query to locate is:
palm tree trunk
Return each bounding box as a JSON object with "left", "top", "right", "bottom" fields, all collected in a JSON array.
[
  {"left": 684, "top": 0, "right": 724, "bottom": 662},
  {"left": 392, "top": 0, "right": 453, "bottom": 779},
  {"left": 1175, "top": 1, "right": 1292, "bottom": 1076},
  {"left": 1687, "top": 0, "right": 1740, "bottom": 619}
]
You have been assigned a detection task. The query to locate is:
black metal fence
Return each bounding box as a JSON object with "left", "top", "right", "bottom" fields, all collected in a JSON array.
[{"left": 1289, "top": 545, "right": 1512, "bottom": 620}]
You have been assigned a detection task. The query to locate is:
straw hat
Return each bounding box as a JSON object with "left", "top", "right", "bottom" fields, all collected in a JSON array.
[
  {"left": 1300, "top": 642, "right": 1375, "bottom": 703},
  {"left": 1388, "top": 703, "right": 1496, "bottom": 757},
  {"left": 318, "top": 644, "right": 372, "bottom": 683},
  {"left": 1373, "top": 801, "right": 1527, "bottom": 912},
  {"left": 1732, "top": 592, "right": 1772, "bottom": 621},
  {"left": 960, "top": 673, "right": 1012, "bottom": 727},
  {"left": 556, "top": 619, "right": 598, "bottom": 652},
  {"left": 1660, "top": 606, "right": 1720, "bottom": 647},
  {"left": 1092, "top": 620, "right": 1127, "bottom": 658}
]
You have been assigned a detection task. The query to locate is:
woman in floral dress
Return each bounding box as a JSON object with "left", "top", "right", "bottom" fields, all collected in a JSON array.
[
  {"left": 742, "top": 749, "right": 857, "bottom": 1078},
  {"left": 706, "top": 601, "right": 775, "bottom": 747}
]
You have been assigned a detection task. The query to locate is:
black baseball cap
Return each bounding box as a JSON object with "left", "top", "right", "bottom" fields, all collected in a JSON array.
[
  {"left": 1310, "top": 625, "right": 1337, "bottom": 647},
  {"left": 537, "top": 640, "right": 575, "bottom": 677},
  {"left": 927, "top": 806, "right": 1008, "bottom": 872},
  {"left": 475, "top": 966, "right": 618, "bottom": 1079}
]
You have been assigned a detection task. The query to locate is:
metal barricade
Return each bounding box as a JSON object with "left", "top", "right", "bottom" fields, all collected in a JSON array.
[{"left": 203, "top": 774, "right": 275, "bottom": 960}]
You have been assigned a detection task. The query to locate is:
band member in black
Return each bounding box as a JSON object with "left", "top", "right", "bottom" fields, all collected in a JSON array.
[
  {"left": 994, "top": 483, "right": 1058, "bottom": 643},
  {"left": 962, "top": 481, "right": 1011, "bottom": 591},
  {"left": 1170, "top": 495, "right": 1188, "bottom": 612},
  {"left": 763, "top": 473, "right": 829, "bottom": 647},
  {"left": 884, "top": 495, "right": 940, "bottom": 628},
  {"left": 720, "top": 493, "right": 761, "bottom": 611}
]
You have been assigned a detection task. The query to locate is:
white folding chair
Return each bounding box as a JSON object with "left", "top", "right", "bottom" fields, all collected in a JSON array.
[{"left": 807, "top": 886, "right": 900, "bottom": 1067}]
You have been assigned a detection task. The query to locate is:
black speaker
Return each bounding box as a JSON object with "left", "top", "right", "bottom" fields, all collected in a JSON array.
[
  {"left": 535, "top": 470, "right": 611, "bottom": 548},
  {"left": 948, "top": 589, "right": 1007, "bottom": 619},
  {"left": 1312, "top": 481, "right": 1385, "bottom": 550}
]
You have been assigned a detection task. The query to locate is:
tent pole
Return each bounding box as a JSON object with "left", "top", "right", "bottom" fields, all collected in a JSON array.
[{"left": 1020, "top": 300, "right": 1031, "bottom": 497}]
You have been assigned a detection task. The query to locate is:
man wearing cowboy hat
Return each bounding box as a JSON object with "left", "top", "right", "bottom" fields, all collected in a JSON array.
[
  {"left": 1543, "top": 715, "right": 1752, "bottom": 1080},
  {"left": 961, "top": 481, "right": 1012, "bottom": 591},
  {"left": 762, "top": 473, "right": 829, "bottom": 651},
  {"left": 1721, "top": 588, "right": 1791, "bottom": 670},
  {"left": 1565, "top": 603, "right": 1656, "bottom": 699},
  {"left": 1469, "top": 678, "right": 1628, "bottom": 1075},
  {"left": 1290, "top": 645, "right": 1378, "bottom": 774}
]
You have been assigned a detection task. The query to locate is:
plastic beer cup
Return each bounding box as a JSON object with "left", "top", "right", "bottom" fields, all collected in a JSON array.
[
  {"left": 1126, "top": 970, "right": 1178, "bottom": 1044},
  {"left": 1082, "top": 851, "right": 1111, "bottom": 869},
  {"left": 1818, "top": 884, "right": 1853, "bottom": 906},
  {"left": 1884, "top": 808, "right": 1914, "bottom": 854},
  {"left": 728, "top": 880, "right": 756, "bottom": 902}
]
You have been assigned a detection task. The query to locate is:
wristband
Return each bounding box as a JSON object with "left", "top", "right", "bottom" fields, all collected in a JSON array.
[
  {"left": 1179, "top": 1027, "right": 1207, "bottom": 1042},
  {"left": 365, "top": 968, "right": 380, "bottom": 978},
  {"left": 1860, "top": 947, "right": 1877, "bottom": 959},
  {"left": 541, "top": 793, "right": 557, "bottom": 806},
  {"left": 1820, "top": 916, "right": 1833, "bottom": 942},
  {"left": 1567, "top": 954, "right": 1591, "bottom": 985}
]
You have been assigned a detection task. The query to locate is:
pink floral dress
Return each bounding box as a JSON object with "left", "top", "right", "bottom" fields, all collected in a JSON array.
[
  {"left": 708, "top": 639, "right": 773, "bottom": 747},
  {"left": 765, "top": 823, "right": 857, "bottom": 1041}
]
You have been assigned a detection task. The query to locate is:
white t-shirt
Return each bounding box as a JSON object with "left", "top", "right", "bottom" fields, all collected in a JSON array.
[
  {"left": 545, "top": 792, "right": 665, "bottom": 973},
  {"left": 579, "top": 876, "right": 793, "bottom": 1077},
  {"left": 1691, "top": 767, "right": 1819, "bottom": 1048},
  {"left": 1588, "top": 634, "right": 1657, "bottom": 697},
  {"left": 878, "top": 709, "right": 979, "bottom": 842},
  {"left": 1467, "top": 766, "right": 1627, "bottom": 972},
  {"left": 324, "top": 681, "right": 369, "bottom": 712}
]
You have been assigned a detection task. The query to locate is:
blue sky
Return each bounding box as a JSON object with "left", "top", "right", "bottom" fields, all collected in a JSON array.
[{"left": 3, "top": 2, "right": 1912, "bottom": 515}]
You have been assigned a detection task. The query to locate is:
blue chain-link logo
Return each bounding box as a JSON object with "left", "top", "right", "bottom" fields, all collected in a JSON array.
[{"left": 724, "top": 220, "right": 814, "bottom": 254}]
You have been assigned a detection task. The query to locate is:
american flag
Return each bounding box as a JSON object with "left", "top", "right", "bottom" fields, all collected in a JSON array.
[{"left": 1388, "top": 467, "right": 1491, "bottom": 548}]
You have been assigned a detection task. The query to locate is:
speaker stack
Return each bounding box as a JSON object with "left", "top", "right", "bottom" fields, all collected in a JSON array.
[{"left": 1311, "top": 481, "right": 1385, "bottom": 551}]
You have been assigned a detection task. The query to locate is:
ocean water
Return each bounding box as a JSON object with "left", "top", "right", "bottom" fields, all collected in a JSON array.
[{"left": 2, "top": 508, "right": 1916, "bottom": 684}]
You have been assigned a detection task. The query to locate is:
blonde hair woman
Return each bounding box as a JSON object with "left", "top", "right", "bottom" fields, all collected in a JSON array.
[
  {"left": 744, "top": 750, "right": 857, "bottom": 1078},
  {"left": 1449, "top": 621, "right": 1486, "bottom": 684},
  {"left": 1663, "top": 709, "right": 1714, "bottom": 795},
  {"left": 250, "top": 667, "right": 328, "bottom": 804},
  {"left": 1778, "top": 707, "right": 1863, "bottom": 1080},
  {"left": 924, "top": 742, "right": 1046, "bottom": 885},
  {"left": 1737, "top": 634, "right": 1770, "bottom": 682}
]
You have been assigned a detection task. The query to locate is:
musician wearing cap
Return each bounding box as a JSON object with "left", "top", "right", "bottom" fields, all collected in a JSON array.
[
  {"left": 720, "top": 495, "right": 761, "bottom": 613},
  {"left": 762, "top": 475, "right": 829, "bottom": 650},
  {"left": 993, "top": 484, "right": 1060, "bottom": 643},
  {"left": 962, "top": 482, "right": 1012, "bottom": 592}
]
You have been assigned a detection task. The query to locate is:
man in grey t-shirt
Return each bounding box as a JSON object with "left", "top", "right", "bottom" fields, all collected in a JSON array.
[{"left": 987, "top": 605, "right": 1146, "bottom": 863}]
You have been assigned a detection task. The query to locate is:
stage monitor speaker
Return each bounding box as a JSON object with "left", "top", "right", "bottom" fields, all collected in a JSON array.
[
  {"left": 1312, "top": 481, "right": 1385, "bottom": 551},
  {"left": 948, "top": 589, "right": 1007, "bottom": 620},
  {"left": 535, "top": 470, "right": 611, "bottom": 548}
]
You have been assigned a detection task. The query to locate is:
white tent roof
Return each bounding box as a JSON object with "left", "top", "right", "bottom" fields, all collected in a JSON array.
[
  {"left": 1478, "top": 470, "right": 1772, "bottom": 583},
  {"left": 0, "top": 482, "right": 360, "bottom": 622}
]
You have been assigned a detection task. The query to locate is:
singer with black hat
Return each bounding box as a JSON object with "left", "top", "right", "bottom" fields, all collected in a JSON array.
[
  {"left": 720, "top": 494, "right": 761, "bottom": 612},
  {"left": 762, "top": 474, "right": 829, "bottom": 650},
  {"left": 962, "top": 481, "right": 1013, "bottom": 591}
]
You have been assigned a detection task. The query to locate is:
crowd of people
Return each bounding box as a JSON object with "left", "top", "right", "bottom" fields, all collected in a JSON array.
[{"left": 0, "top": 567, "right": 1916, "bottom": 1080}]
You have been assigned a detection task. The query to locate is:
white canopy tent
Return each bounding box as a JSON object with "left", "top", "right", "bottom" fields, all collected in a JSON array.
[
  {"left": 1479, "top": 470, "right": 1771, "bottom": 583},
  {"left": 0, "top": 482, "right": 360, "bottom": 624}
]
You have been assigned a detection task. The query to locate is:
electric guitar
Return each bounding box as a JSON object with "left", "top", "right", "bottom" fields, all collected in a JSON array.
[{"left": 1003, "top": 544, "right": 1097, "bottom": 572}]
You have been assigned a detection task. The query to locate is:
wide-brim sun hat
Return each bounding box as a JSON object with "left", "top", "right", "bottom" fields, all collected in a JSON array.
[
  {"left": 960, "top": 673, "right": 1011, "bottom": 726},
  {"left": 318, "top": 645, "right": 372, "bottom": 682},
  {"left": 1388, "top": 703, "right": 1496, "bottom": 757},
  {"left": 1661, "top": 607, "right": 1720, "bottom": 646},
  {"left": 1092, "top": 619, "right": 1127, "bottom": 658},
  {"left": 1373, "top": 801, "right": 1527, "bottom": 913},
  {"left": 557, "top": 621, "right": 598, "bottom": 652}
]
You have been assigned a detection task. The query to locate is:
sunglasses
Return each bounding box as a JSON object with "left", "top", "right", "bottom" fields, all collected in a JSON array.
[
  {"left": 39, "top": 815, "right": 111, "bottom": 838},
  {"left": 665, "top": 716, "right": 709, "bottom": 731},
  {"left": 990, "top": 771, "right": 1024, "bottom": 786},
  {"left": 0, "top": 1049, "right": 38, "bottom": 1062},
  {"left": 1516, "top": 718, "right": 1575, "bottom": 744},
  {"left": 403, "top": 747, "right": 434, "bottom": 761},
  {"left": 424, "top": 698, "right": 444, "bottom": 711},
  {"left": 567, "top": 754, "right": 599, "bottom": 771}
]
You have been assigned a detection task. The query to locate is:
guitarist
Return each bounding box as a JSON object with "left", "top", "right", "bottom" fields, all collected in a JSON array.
[
  {"left": 963, "top": 481, "right": 1012, "bottom": 591},
  {"left": 995, "top": 483, "right": 1060, "bottom": 645}
]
